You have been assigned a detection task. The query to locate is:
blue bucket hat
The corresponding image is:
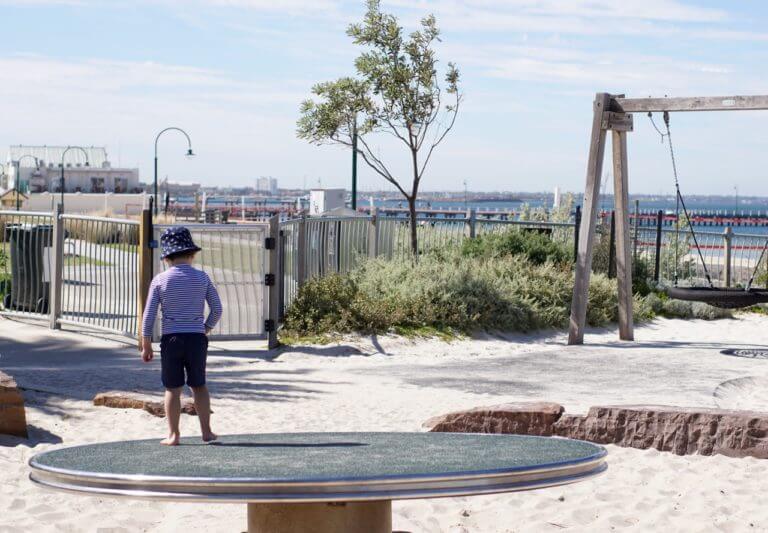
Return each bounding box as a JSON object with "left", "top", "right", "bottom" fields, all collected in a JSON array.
[{"left": 160, "top": 226, "right": 202, "bottom": 259}]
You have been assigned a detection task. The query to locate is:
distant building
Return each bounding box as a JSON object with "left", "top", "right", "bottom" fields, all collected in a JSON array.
[
  {"left": 3, "top": 145, "right": 140, "bottom": 194},
  {"left": 309, "top": 189, "right": 345, "bottom": 215},
  {"left": 256, "top": 176, "right": 278, "bottom": 195},
  {"left": 158, "top": 177, "right": 201, "bottom": 196}
]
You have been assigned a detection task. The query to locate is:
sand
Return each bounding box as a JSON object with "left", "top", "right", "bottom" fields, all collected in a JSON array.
[{"left": 2, "top": 315, "right": 768, "bottom": 532}]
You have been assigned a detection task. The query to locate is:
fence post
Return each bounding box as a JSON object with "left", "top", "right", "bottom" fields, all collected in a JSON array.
[
  {"left": 654, "top": 209, "right": 663, "bottom": 282},
  {"left": 368, "top": 207, "right": 379, "bottom": 258},
  {"left": 465, "top": 208, "right": 476, "bottom": 239},
  {"left": 49, "top": 204, "right": 64, "bottom": 330},
  {"left": 608, "top": 210, "right": 616, "bottom": 279},
  {"left": 296, "top": 215, "right": 307, "bottom": 288},
  {"left": 267, "top": 215, "right": 280, "bottom": 350},
  {"left": 573, "top": 206, "right": 581, "bottom": 263},
  {"left": 137, "top": 208, "right": 153, "bottom": 345},
  {"left": 724, "top": 226, "right": 733, "bottom": 287}
]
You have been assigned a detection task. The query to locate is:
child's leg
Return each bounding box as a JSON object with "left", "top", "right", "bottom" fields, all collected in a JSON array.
[
  {"left": 161, "top": 387, "right": 182, "bottom": 446},
  {"left": 191, "top": 385, "right": 217, "bottom": 442}
]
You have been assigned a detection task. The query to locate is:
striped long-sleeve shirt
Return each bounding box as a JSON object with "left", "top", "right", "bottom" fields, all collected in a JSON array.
[{"left": 141, "top": 264, "right": 223, "bottom": 337}]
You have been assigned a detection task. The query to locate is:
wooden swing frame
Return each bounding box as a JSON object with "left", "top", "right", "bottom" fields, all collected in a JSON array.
[{"left": 568, "top": 93, "right": 768, "bottom": 345}]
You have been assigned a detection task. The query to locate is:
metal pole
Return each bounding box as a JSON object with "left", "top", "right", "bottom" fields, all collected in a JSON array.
[
  {"left": 654, "top": 209, "right": 663, "bottom": 282},
  {"left": 14, "top": 161, "right": 20, "bottom": 211},
  {"left": 608, "top": 210, "right": 616, "bottom": 279},
  {"left": 60, "top": 164, "right": 65, "bottom": 212},
  {"left": 351, "top": 119, "right": 358, "bottom": 211},
  {"left": 49, "top": 203, "right": 64, "bottom": 330},
  {"left": 153, "top": 156, "right": 158, "bottom": 217},
  {"left": 633, "top": 199, "right": 639, "bottom": 265},
  {"left": 724, "top": 226, "right": 733, "bottom": 287},
  {"left": 573, "top": 205, "right": 582, "bottom": 263}
]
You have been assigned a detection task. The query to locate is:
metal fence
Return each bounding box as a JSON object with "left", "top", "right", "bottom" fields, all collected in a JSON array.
[
  {"left": 154, "top": 223, "right": 269, "bottom": 339},
  {"left": 635, "top": 226, "right": 768, "bottom": 288},
  {"left": 6, "top": 206, "right": 767, "bottom": 343},
  {"left": 59, "top": 214, "right": 140, "bottom": 335}
]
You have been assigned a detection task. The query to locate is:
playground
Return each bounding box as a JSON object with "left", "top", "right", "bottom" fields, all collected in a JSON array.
[{"left": 3, "top": 313, "right": 768, "bottom": 531}]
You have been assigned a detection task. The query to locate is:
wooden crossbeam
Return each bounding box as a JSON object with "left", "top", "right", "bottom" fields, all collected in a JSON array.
[{"left": 612, "top": 95, "right": 768, "bottom": 113}]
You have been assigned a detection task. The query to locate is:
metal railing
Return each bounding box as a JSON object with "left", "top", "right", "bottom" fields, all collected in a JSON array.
[
  {"left": 154, "top": 223, "right": 269, "bottom": 339},
  {"left": 59, "top": 214, "right": 140, "bottom": 335},
  {"left": 0, "top": 210, "right": 54, "bottom": 319},
  {"left": 635, "top": 226, "right": 768, "bottom": 288}
]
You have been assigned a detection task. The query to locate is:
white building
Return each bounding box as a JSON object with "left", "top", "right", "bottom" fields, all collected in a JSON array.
[
  {"left": 309, "top": 189, "right": 345, "bottom": 215},
  {"left": 3, "top": 145, "right": 140, "bottom": 194},
  {"left": 256, "top": 176, "right": 278, "bottom": 195}
]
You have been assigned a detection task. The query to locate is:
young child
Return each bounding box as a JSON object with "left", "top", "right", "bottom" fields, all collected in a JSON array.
[{"left": 141, "top": 226, "right": 223, "bottom": 446}]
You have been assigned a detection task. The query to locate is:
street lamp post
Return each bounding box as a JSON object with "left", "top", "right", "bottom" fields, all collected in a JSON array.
[
  {"left": 60, "top": 146, "right": 90, "bottom": 213},
  {"left": 12, "top": 155, "right": 39, "bottom": 210},
  {"left": 154, "top": 127, "right": 194, "bottom": 217}
]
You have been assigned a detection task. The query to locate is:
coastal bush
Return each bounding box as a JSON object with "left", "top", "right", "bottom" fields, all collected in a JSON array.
[
  {"left": 283, "top": 249, "right": 625, "bottom": 336},
  {"left": 461, "top": 229, "right": 571, "bottom": 265}
]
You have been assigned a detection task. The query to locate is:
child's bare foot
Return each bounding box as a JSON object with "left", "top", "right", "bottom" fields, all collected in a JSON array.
[
  {"left": 202, "top": 431, "right": 218, "bottom": 443},
  {"left": 161, "top": 433, "right": 180, "bottom": 446}
]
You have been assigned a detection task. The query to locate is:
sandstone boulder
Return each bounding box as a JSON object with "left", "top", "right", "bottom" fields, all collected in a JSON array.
[
  {"left": 93, "top": 391, "right": 198, "bottom": 418},
  {"left": 423, "top": 402, "right": 564, "bottom": 436},
  {"left": 554, "top": 405, "right": 768, "bottom": 459},
  {"left": 427, "top": 403, "right": 768, "bottom": 459},
  {"left": 0, "top": 371, "right": 27, "bottom": 438}
]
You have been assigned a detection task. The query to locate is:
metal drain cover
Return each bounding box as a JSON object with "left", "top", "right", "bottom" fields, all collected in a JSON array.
[{"left": 720, "top": 348, "right": 768, "bottom": 359}]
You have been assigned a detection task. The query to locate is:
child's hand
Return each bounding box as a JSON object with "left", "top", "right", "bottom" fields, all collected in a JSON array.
[
  {"left": 205, "top": 327, "right": 212, "bottom": 336},
  {"left": 141, "top": 338, "right": 154, "bottom": 363}
]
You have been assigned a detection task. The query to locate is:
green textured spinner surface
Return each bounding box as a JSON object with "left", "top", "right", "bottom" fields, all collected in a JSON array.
[{"left": 31, "top": 432, "right": 604, "bottom": 482}]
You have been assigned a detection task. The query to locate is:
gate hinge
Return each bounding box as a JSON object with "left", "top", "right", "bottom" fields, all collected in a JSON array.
[
  {"left": 264, "top": 273, "right": 275, "bottom": 286},
  {"left": 264, "top": 319, "right": 275, "bottom": 332},
  {"left": 265, "top": 237, "right": 276, "bottom": 250}
]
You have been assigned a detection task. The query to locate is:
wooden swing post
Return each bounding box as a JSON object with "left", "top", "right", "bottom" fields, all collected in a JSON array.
[{"left": 569, "top": 93, "right": 768, "bottom": 345}]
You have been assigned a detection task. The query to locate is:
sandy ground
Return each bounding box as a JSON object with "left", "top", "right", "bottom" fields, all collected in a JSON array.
[{"left": 2, "top": 315, "right": 768, "bottom": 532}]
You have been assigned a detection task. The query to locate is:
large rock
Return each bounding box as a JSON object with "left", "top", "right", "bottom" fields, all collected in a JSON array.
[
  {"left": 0, "top": 371, "right": 27, "bottom": 438},
  {"left": 93, "top": 391, "right": 198, "bottom": 418},
  {"left": 427, "top": 403, "right": 768, "bottom": 459},
  {"left": 553, "top": 405, "right": 768, "bottom": 459},
  {"left": 423, "top": 402, "right": 564, "bottom": 436}
]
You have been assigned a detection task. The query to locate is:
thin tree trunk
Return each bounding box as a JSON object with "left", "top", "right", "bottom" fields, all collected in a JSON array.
[
  {"left": 408, "top": 196, "right": 418, "bottom": 257},
  {"left": 409, "top": 147, "right": 420, "bottom": 257}
]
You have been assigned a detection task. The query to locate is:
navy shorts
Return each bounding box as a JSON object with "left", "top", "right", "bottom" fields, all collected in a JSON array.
[{"left": 160, "top": 333, "right": 209, "bottom": 389}]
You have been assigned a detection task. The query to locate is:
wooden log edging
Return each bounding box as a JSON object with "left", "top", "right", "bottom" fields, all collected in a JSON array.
[{"left": 424, "top": 402, "right": 768, "bottom": 459}]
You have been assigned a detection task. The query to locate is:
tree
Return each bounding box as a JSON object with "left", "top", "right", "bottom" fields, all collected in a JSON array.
[{"left": 297, "top": 0, "right": 461, "bottom": 256}]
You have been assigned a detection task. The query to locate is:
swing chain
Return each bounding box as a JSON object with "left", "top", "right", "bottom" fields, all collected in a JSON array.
[{"left": 648, "top": 111, "right": 714, "bottom": 288}]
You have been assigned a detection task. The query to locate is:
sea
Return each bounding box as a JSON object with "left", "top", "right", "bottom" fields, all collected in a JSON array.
[{"left": 180, "top": 194, "right": 768, "bottom": 236}]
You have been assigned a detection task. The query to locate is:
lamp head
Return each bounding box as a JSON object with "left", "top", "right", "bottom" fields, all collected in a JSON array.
[
  {"left": 186, "top": 148, "right": 195, "bottom": 158},
  {"left": 84, "top": 162, "right": 90, "bottom": 167}
]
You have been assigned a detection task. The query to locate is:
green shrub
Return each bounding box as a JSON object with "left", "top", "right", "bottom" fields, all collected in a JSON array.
[
  {"left": 283, "top": 249, "right": 622, "bottom": 337},
  {"left": 461, "top": 229, "right": 571, "bottom": 265}
]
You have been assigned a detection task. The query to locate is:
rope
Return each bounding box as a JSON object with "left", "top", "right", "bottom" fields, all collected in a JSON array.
[
  {"left": 649, "top": 112, "right": 714, "bottom": 288},
  {"left": 745, "top": 239, "right": 768, "bottom": 291}
]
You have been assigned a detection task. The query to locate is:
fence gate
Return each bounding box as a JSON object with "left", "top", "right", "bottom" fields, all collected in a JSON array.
[
  {"left": 153, "top": 223, "right": 270, "bottom": 340},
  {"left": 58, "top": 214, "right": 140, "bottom": 336}
]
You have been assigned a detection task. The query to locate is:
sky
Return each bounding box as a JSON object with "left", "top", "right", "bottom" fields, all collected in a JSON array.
[{"left": 1, "top": 0, "right": 767, "bottom": 196}]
